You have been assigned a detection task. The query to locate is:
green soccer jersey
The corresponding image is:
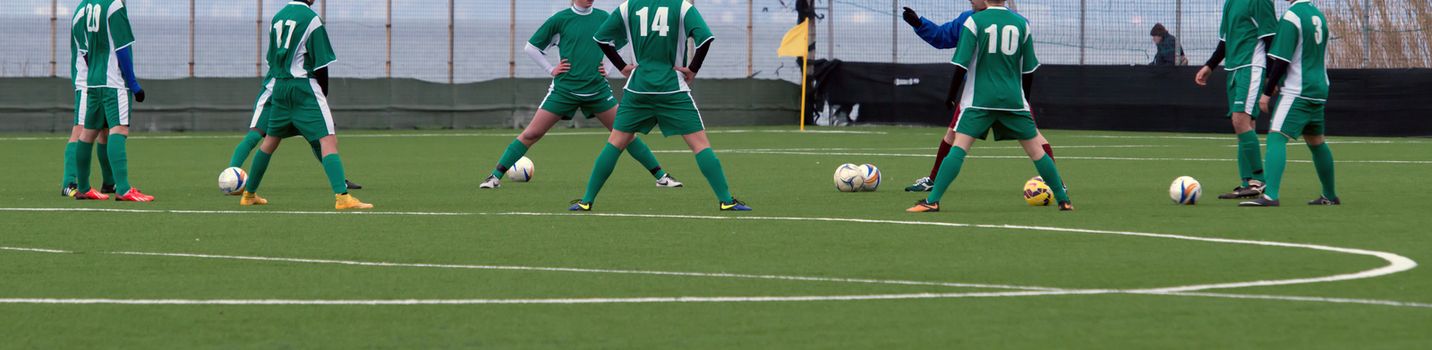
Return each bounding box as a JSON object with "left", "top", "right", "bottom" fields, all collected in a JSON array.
[
  {"left": 1269, "top": 0, "right": 1329, "bottom": 102},
  {"left": 1219, "top": 0, "right": 1278, "bottom": 70},
  {"left": 531, "top": 7, "right": 612, "bottom": 95},
  {"left": 950, "top": 7, "right": 1039, "bottom": 112},
  {"left": 69, "top": 0, "right": 91, "bottom": 91},
  {"left": 79, "top": 0, "right": 135, "bottom": 89},
  {"left": 594, "top": 0, "right": 714, "bottom": 94},
  {"left": 266, "top": 2, "right": 336, "bottom": 80}
]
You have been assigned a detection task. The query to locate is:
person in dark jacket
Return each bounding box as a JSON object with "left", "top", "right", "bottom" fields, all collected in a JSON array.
[{"left": 1150, "top": 23, "right": 1186, "bottom": 66}]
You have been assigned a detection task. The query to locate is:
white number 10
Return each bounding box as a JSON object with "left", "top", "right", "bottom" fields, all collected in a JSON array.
[
  {"left": 983, "top": 24, "right": 1020, "bottom": 55},
  {"left": 634, "top": 7, "right": 670, "bottom": 37}
]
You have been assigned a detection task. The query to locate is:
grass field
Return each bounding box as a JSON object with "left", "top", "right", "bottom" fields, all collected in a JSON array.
[{"left": 2, "top": 126, "right": 1430, "bottom": 348}]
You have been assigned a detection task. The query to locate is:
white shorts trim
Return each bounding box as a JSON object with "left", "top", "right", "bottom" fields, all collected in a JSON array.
[
  {"left": 115, "top": 88, "right": 130, "bottom": 126},
  {"left": 75, "top": 90, "right": 88, "bottom": 126},
  {"left": 1243, "top": 67, "right": 1264, "bottom": 115},
  {"left": 1269, "top": 94, "right": 1295, "bottom": 136},
  {"left": 308, "top": 79, "right": 336, "bottom": 136},
  {"left": 250, "top": 79, "right": 275, "bottom": 129}
]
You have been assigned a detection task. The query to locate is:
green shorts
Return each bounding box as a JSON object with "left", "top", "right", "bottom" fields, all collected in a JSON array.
[
  {"left": 612, "top": 91, "right": 704, "bottom": 137},
  {"left": 1226, "top": 67, "right": 1266, "bottom": 118},
  {"left": 953, "top": 108, "right": 1039, "bottom": 141},
  {"left": 1268, "top": 94, "right": 1326, "bottom": 140},
  {"left": 266, "top": 78, "right": 335, "bottom": 142},
  {"left": 72, "top": 89, "right": 86, "bottom": 126},
  {"left": 81, "top": 87, "right": 130, "bottom": 129},
  {"left": 540, "top": 88, "right": 617, "bottom": 120},
  {"left": 249, "top": 78, "right": 275, "bottom": 131}
]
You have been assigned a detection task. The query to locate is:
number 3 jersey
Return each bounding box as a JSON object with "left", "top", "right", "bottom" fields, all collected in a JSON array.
[
  {"left": 1269, "top": 0, "right": 1329, "bottom": 102},
  {"left": 594, "top": 0, "right": 713, "bottom": 94},
  {"left": 266, "top": 1, "right": 336, "bottom": 80},
  {"left": 950, "top": 6, "right": 1039, "bottom": 112}
]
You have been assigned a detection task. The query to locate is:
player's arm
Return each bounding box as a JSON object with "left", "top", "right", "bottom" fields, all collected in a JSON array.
[
  {"left": 905, "top": 8, "right": 966, "bottom": 49},
  {"left": 1020, "top": 26, "right": 1040, "bottom": 100},
  {"left": 306, "top": 19, "right": 338, "bottom": 97},
  {"left": 945, "top": 18, "right": 979, "bottom": 109},
  {"left": 110, "top": 5, "right": 143, "bottom": 102},
  {"left": 1203, "top": 41, "right": 1226, "bottom": 69},
  {"left": 593, "top": 6, "right": 632, "bottom": 74},
  {"left": 313, "top": 67, "right": 330, "bottom": 96},
  {"left": 525, "top": 17, "right": 564, "bottom": 75},
  {"left": 1262, "top": 13, "right": 1301, "bottom": 98},
  {"left": 676, "top": 5, "right": 716, "bottom": 82}
]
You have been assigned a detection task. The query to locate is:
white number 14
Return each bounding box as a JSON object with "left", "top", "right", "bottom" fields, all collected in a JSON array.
[{"left": 634, "top": 7, "right": 670, "bottom": 37}]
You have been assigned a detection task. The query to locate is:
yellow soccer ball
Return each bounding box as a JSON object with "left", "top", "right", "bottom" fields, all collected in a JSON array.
[{"left": 1023, "top": 176, "right": 1052, "bottom": 206}]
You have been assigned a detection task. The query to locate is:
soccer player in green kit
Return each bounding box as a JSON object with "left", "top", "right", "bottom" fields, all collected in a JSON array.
[
  {"left": 222, "top": 75, "right": 362, "bottom": 195},
  {"left": 1241, "top": 0, "right": 1338, "bottom": 207},
  {"left": 907, "top": 0, "right": 1073, "bottom": 213},
  {"left": 238, "top": 0, "right": 372, "bottom": 210},
  {"left": 59, "top": 0, "right": 113, "bottom": 198},
  {"left": 479, "top": 0, "right": 684, "bottom": 190},
  {"left": 570, "top": 0, "right": 750, "bottom": 211},
  {"left": 1196, "top": 0, "right": 1278, "bottom": 200},
  {"left": 72, "top": 0, "right": 153, "bottom": 202}
]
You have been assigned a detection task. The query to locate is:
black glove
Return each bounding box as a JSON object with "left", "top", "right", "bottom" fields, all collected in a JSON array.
[
  {"left": 133, "top": 90, "right": 145, "bottom": 103},
  {"left": 902, "top": 7, "right": 921, "bottom": 28}
]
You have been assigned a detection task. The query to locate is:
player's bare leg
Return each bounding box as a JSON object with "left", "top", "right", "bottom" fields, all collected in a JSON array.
[
  {"left": 1220, "top": 113, "right": 1265, "bottom": 199},
  {"left": 593, "top": 107, "right": 682, "bottom": 188}
]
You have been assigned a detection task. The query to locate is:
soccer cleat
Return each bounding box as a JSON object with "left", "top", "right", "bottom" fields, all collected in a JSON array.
[
  {"left": 335, "top": 193, "right": 373, "bottom": 210},
  {"left": 114, "top": 188, "right": 155, "bottom": 202},
  {"left": 479, "top": 175, "right": 501, "bottom": 189},
  {"left": 904, "top": 177, "right": 933, "bottom": 192},
  {"left": 720, "top": 199, "right": 752, "bottom": 211},
  {"left": 74, "top": 189, "right": 110, "bottom": 201},
  {"left": 655, "top": 174, "right": 684, "bottom": 188},
  {"left": 1308, "top": 196, "right": 1341, "bottom": 206},
  {"left": 61, "top": 183, "right": 78, "bottom": 197},
  {"left": 100, "top": 183, "right": 117, "bottom": 194},
  {"left": 345, "top": 179, "right": 363, "bottom": 190},
  {"left": 239, "top": 191, "right": 268, "bottom": 206},
  {"left": 906, "top": 199, "right": 939, "bottom": 213},
  {"left": 1217, "top": 180, "right": 1265, "bottom": 199},
  {"left": 568, "top": 199, "right": 592, "bottom": 211},
  {"left": 1058, "top": 201, "right": 1075, "bottom": 211},
  {"left": 1239, "top": 196, "right": 1280, "bottom": 207}
]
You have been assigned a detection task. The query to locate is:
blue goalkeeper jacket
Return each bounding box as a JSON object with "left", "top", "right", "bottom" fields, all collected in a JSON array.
[{"left": 912, "top": 9, "right": 1026, "bottom": 49}]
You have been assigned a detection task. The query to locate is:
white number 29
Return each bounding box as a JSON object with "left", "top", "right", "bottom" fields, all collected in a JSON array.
[{"left": 634, "top": 7, "right": 670, "bottom": 37}]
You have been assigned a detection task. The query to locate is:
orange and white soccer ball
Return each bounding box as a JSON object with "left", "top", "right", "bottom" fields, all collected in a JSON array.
[
  {"left": 857, "top": 164, "right": 881, "bottom": 192},
  {"left": 218, "top": 167, "right": 247, "bottom": 195},
  {"left": 1170, "top": 176, "right": 1202, "bottom": 205}
]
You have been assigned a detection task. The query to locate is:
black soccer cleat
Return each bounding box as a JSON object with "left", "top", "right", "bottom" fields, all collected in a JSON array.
[
  {"left": 1217, "top": 180, "right": 1264, "bottom": 199},
  {"left": 61, "top": 183, "right": 78, "bottom": 197},
  {"left": 720, "top": 198, "right": 752, "bottom": 211},
  {"left": 1058, "top": 201, "right": 1075, "bottom": 211},
  {"left": 345, "top": 179, "right": 363, "bottom": 190},
  {"left": 1307, "top": 196, "right": 1341, "bottom": 206},
  {"left": 1239, "top": 196, "right": 1280, "bottom": 207},
  {"left": 99, "top": 183, "right": 117, "bottom": 194}
]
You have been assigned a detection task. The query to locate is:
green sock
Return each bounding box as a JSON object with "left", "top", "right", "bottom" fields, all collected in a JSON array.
[
  {"left": 1236, "top": 131, "right": 1264, "bottom": 185},
  {"left": 1033, "top": 154, "right": 1070, "bottom": 203},
  {"left": 107, "top": 134, "right": 131, "bottom": 193},
  {"left": 1310, "top": 142, "right": 1338, "bottom": 199},
  {"left": 321, "top": 153, "right": 348, "bottom": 194},
  {"left": 625, "top": 137, "right": 667, "bottom": 179},
  {"left": 926, "top": 147, "right": 967, "bottom": 204},
  {"left": 245, "top": 150, "right": 273, "bottom": 193},
  {"left": 228, "top": 130, "right": 263, "bottom": 168},
  {"left": 581, "top": 143, "right": 624, "bottom": 203},
  {"left": 96, "top": 142, "right": 114, "bottom": 187},
  {"left": 61, "top": 142, "right": 78, "bottom": 188},
  {"left": 75, "top": 141, "right": 94, "bottom": 192},
  {"left": 1263, "top": 133, "right": 1289, "bottom": 200},
  {"left": 694, "top": 148, "right": 734, "bottom": 203},
  {"left": 491, "top": 139, "right": 530, "bottom": 179},
  {"left": 308, "top": 140, "right": 324, "bottom": 163}
]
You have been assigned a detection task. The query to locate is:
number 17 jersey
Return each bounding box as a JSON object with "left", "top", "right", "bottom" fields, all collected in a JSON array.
[{"left": 594, "top": 0, "right": 713, "bottom": 94}]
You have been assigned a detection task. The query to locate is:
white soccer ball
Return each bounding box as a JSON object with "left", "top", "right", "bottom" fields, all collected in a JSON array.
[
  {"left": 1170, "top": 176, "right": 1202, "bottom": 205},
  {"left": 218, "top": 167, "right": 247, "bottom": 195},
  {"left": 858, "top": 164, "right": 881, "bottom": 192},
  {"left": 506, "top": 156, "right": 535, "bottom": 182},
  {"left": 833, "top": 163, "right": 865, "bottom": 192}
]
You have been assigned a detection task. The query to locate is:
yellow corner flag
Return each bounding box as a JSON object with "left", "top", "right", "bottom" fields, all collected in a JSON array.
[{"left": 777, "top": 20, "right": 810, "bottom": 58}]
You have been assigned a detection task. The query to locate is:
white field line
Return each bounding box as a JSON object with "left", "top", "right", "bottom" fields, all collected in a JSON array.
[
  {"left": 0, "top": 129, "right": 885, "bottom": 142},
  {"left": 1069, "top": 135, "right": 1430, "bottom": 143},
  {"left": 0, "top": 246, "right": 71, "bottom": 253},
  {"left": 1, "top": 208, "right": 1426, "bottom": 308},
  {"left": 108, "top": 251, "right": 1063, "bottom": 292},
  {"left": 663, "top": 149, "right": 1432, "bottom": 164}
]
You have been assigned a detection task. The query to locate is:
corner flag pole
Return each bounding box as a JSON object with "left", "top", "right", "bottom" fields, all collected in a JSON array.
[
  {"left": 799, "top": 54, "right": 808, "bottom": 132},
  {"left": 778, "top": 19, "right": 812, "bottom": 131}
]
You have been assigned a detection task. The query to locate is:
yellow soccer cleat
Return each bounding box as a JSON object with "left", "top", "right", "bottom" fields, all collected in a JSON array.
[
  {"left": 239, "top": 191, "right": 268, "bottom": 206},
  {"left": 335, "top": 193, "right": 373, "bottom": 210}
]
